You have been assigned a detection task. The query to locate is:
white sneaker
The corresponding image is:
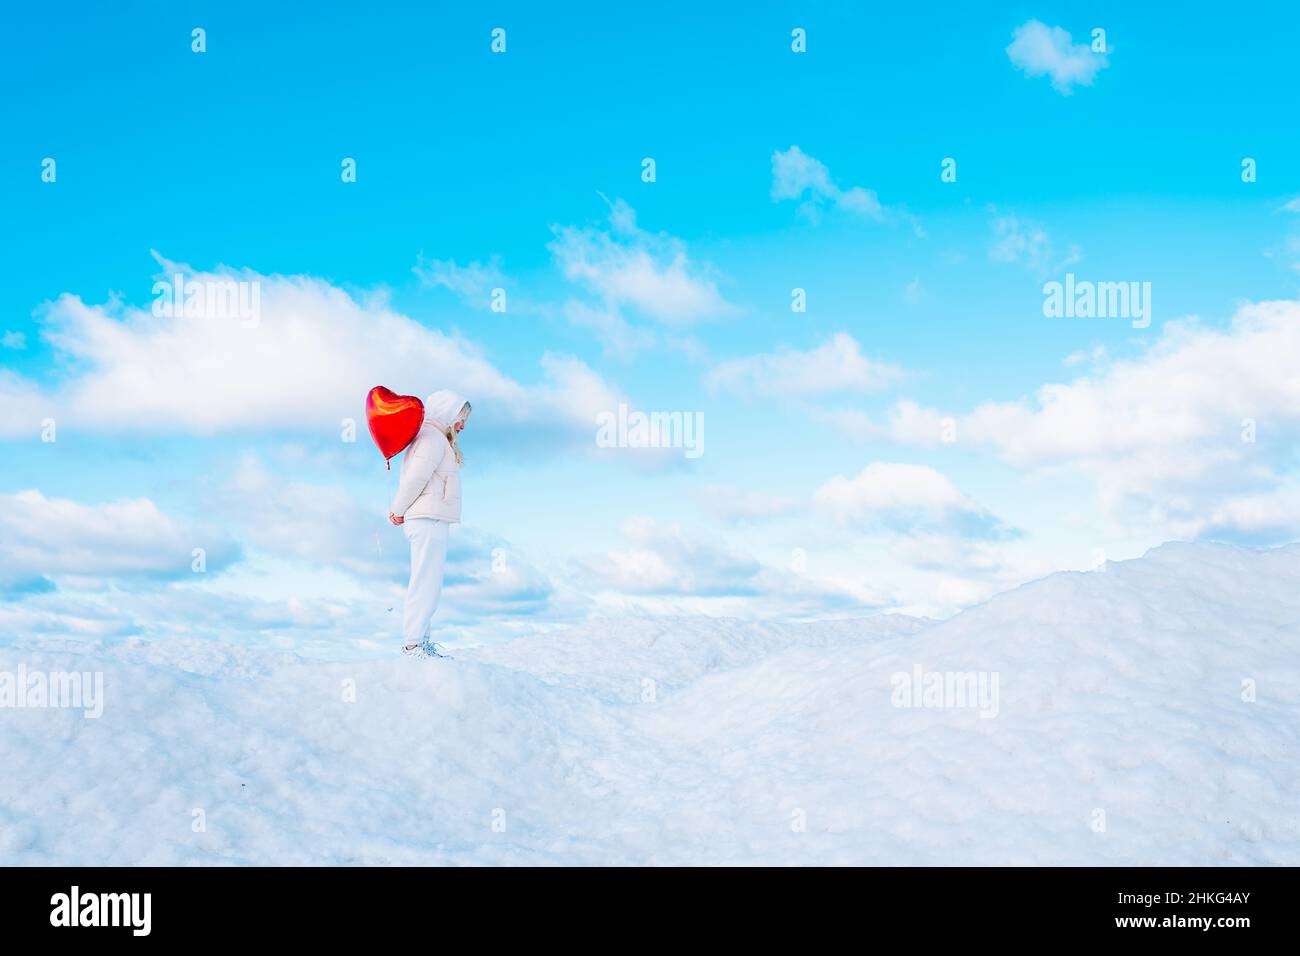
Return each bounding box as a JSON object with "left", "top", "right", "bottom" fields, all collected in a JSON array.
[{"left": 402, "top": 641, "right": 452, "bottom": 660}]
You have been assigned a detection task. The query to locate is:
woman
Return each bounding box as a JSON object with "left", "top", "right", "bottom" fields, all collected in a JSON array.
[{"left": 387, "top": 389, "right": 471, "bottom": 657}]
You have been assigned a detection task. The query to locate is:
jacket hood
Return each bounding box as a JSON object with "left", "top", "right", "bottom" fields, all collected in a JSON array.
[{"left": 423, "top": 389, "right": 471, "bottom": 429}]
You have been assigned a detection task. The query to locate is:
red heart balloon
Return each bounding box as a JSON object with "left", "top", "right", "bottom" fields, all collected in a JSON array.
[{"left": 366, "top": 386, "right": 424, "bottom": 465}]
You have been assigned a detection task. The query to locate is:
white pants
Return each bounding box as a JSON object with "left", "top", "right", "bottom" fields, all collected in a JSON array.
[{"left": 402, "top": 517, "right": 448, "bottom": 647}]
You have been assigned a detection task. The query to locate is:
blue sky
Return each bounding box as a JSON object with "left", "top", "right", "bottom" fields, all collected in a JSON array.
[{"left": 3, "top": 2, "right": 1300, "bottom": 654}]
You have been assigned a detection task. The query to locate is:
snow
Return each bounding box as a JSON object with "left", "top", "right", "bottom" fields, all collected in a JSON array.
[{"left": 2, "top": 541, "right": 1298, "bottom": 864}]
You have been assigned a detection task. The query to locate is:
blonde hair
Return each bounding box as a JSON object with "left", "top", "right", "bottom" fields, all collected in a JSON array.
[
  {"left": 446, "top": 426, "right": 464, "bottom": 466},
  {"left": 445, "top": 401, "right": 470, "bottom": 465}
]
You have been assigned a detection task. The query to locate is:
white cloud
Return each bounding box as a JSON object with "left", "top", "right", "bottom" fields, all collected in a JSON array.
[
  {"left": 903, "top": 278, "right": 924, "bottom": 306},
  {"left": 213, "top": 454, "right": 557, "bottom": 616},
  {"left": 548, "top": 197, "right": 737, "bottom": 328},
  {"left": 988, "top": 208, "right": 1080, "bottom": 274},
  {"left": 577, "top": 516, "right": 896, "bottom": 613},
  {"left": 0, "top": 573, "right": 394, "bottom": 648},
  {"left": 1278, "top": 197, "right": 1300, "bottom": 214},
  {"left": 1, "top": 331, "right": 25, "bottom": 349},
  {"left": 813, "top": 463, "right": 1010, "bottom": 538},
  {"left": 0, "top": 591, "right": 142, "bottom": 638},
  {"left": 0, "top": 458, "right": 561, "bottom": 641},
  {"left": 706, "top": 333, "right": 901, "bottom": 398},
  {"left": 1063, "top": 345, "right": 1108, "bottom": 367},
  {"left": 696, "top": 485, "right": 799, "bottom": 524},
  {"left": 881, "top": 400, "right": 952, "bottom": 446},
  {"left": 0, "top": 489, "right": 238, "bottom": 589},
  {"left": 1006, "top": 20, "right": 1109, "bottom": 95},
  {"left": 888, "top": 534, "right": 1011, "bottom": 575},
  {"left": 809, "top": 400, "right": 949, "bottom": 447},
  {"left": 771, "top": 147, "right": 922, "bottom": 235},
  {"left": 440, "top": 533, "right": 557, "bottom": 619},
  {"left": 575, "top": 497, "right": 1027, "bottom": 619},
  {"left": 412, "top": 254, "right": 506, "bottom": 307},
  {"left": 217, "top": 455, "right": 401, "bottom": 579},
  {"left": 0, "top": 254, "right": 622, "bottom": 446},
  {"left": 1191, "top": 484, "right": 1300, "bottom": 542},
  {"left": 417, "top": 198, "right": 738, "bottom": 355},
  {"left": 808, "top": 407, "right": 878, "bottom": 442},
  {"left": 581, "top": 517, "right": 762, "bottom": 597},
  {"left": 558, "top": 299, "right": 655, "bottom": 359},
  {"left": 883, "top": 299, "right": 1300, "bottom": 541},
  {"left": 772, "top": 146, "right": 882, "bottom": 219}
]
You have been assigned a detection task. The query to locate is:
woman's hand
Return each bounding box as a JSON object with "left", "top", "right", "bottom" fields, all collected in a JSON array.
[{"left": 388, "top": 512, "right": 404, "bottom": 525}]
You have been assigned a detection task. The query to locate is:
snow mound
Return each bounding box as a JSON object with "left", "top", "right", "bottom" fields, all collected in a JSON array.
[
  {"left": 460, "top": 613, "right": 929, "bottom": 702},
  {"left": 1, "top": 542, "right": 1297, "bottom": 864}
]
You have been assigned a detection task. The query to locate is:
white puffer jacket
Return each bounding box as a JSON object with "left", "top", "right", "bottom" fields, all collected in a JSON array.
[{"left": 389, "top": 390, "right": 469, "bottom": 523}]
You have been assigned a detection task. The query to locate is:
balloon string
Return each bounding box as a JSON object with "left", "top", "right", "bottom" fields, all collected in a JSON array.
[{"left": 387, "top": 459, "right": 391, "bottom": 471}]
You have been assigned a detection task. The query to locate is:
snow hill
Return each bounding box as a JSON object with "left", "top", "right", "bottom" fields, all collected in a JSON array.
[{"left": 1, "top": 541, "right": 1297, "bottom": 865}]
